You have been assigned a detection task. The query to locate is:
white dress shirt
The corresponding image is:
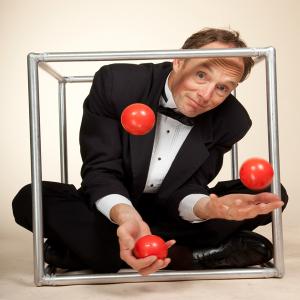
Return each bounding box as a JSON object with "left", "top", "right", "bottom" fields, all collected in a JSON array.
[{"left": 95, "top": 75, "right": 208, "bottom": 223}]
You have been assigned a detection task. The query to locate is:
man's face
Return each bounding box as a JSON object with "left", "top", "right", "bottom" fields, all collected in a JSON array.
[{"left": 169, "top": 41, "right": 245, "bottom": 117}]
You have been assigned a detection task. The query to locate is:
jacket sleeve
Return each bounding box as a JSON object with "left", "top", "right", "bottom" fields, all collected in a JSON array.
[{"left": 79, "top": 66, "right": 130, "bottom": 205}]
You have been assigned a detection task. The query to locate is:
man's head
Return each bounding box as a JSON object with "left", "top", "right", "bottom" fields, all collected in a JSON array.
[
  {"left": 169, "top": 28, "right": 254, "bottom": 117},
  {"left": 182, "top": 28, "right": 254, "bottom": 82}
]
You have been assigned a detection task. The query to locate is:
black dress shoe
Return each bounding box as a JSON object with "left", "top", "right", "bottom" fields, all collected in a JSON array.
[
  {"left": 191, "top": 231, "right": 273, "bottom": 269},
  {"left": 44, "top": 239, "right": 87, "bottom": 271}
]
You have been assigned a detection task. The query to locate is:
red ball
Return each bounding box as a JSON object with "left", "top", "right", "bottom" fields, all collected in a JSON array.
[
  {"left": 133, "top": 235, "right": 168, "bottom": 259},
  {"left": 121, "top": 103, "right": 155, "bottom": 135},
  {"left": 240, "top": 157, "right": 274, "bottom": 190}
]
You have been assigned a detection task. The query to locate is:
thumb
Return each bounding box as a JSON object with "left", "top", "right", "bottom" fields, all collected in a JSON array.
[{"left": 209, "top": 193, "right": 218, "bottom": 200}]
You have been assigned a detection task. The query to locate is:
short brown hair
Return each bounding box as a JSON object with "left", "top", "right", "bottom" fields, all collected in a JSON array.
[{"left": 182, "top": 28, "right": 254, "bottom": 82}]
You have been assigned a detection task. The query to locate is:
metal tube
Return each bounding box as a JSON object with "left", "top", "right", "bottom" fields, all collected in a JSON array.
[
  {"left": 27, "top": 54, "right": 45, "bottom": 286},
  {"left": 42, "top": 267, "right": 277, "bottom": 286},
  {"left": 39, "top": 62, "right": 65, "bottom": 82},
  {"left": 231, "top": 144, "right": 239, "bottom": 179},
  {"left": 37, "top": 49, "right": 264, "bottom": 84},
  {"left": 58, "top": 82, "right": 68, "bottom": 183},
  {"left": 35, "top": 48, "right": 265, "bottom": 62},
  {"left": 64, "top": 76, "right": 93, "bottom": 83},
  {"left": 231, "top": 89, "right": 239, "bottom": 179},
  {"left": 265, "top": 47, "right": 284, "bottom": 277}
]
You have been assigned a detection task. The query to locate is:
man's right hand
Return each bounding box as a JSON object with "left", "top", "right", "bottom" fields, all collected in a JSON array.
[{"left": 110, "top": 204, "right": 175, "bottom": 275}]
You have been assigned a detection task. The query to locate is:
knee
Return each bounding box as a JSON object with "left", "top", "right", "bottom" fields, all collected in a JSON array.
[
  {"left": 12, "top": 183, "right": 33, "bottom": 230},
  {"left": 280, "top": 184, "right": 288, "bottom": 211}
]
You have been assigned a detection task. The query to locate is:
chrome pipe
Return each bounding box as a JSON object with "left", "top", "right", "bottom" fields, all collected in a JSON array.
[
  {"left": 27, "top": 54, "right": 45, "bottom": 286},
  {"left": 33, "top": 48, "right": 265, "bottom": 63},
  {"left": 231, "top": 89, "right": 239, "bottom": 179},
  {"left": 37, "top": 48, "right": 264, "bottom": 83},
  {"left": 42, "top": 267, "right": 277, "bottom": 286},
  {"left": 39, "top": 62, "right": 65, "bottom": 82},
  {"left": 64, "top": 76, "right": 93, "bottom": 83},
  {"left": 265, "top": 47, "right": 284, "bottom": 277},
  {"left": 231, "top": 144, "right": 239, "bottom": 179},
  {"left": 58, "top": 82, "right": 68, "bottom": 183}
]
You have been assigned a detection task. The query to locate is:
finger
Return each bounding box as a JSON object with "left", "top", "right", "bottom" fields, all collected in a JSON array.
[
  {"left": 122, "top": 252, "right": 157, "bottom": 271},
  {"left": 139, "top": 258, "right": 165, "bottom": 276},
  {"left": 152, "top": 257, "right": 171, "bottom": 270},
  {"left": 209, "top": 193, "right": 218, "bottom": 201},
  {"left": 159, "top": 258, "right": 171, "bottom": 270},
  {"left": 165, "top": 240, "right": 176, "bottom": 249},
  {"left": 252, "top": 192, "right": 281, "bottom": 204},
  {"left": 225, "top": 198, "right": 283, "bottom": 221},
  {"left": 253, "top": 200, "right": 281, "bottom": 207},
  {"left": 256, "top": 201, "right": 283, "bottom": 214},
  {"left": 256, "top": 203, "right": 274, "bottom": 215},
  {"left": 137, "top": 256, "right": 172, "bottom": 276},
  {"left": 132, "top": 243, "right": 174, "bottom": 273},
  {"left": 236, "top": 204, "right": 271, "bottom": 220}
]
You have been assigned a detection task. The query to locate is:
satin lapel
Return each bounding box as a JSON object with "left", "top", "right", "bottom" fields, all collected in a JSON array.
[{"left": 158, "top": 113, "right": 213, "bottom": 199}]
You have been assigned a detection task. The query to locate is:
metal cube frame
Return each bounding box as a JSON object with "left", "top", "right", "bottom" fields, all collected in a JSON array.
[{"left": 27, "top": 47, "right": 284, "bottom": 286}]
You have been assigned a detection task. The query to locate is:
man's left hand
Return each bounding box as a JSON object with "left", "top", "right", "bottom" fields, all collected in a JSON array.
[{"left": 194, "top": 192, "right": 284, "bottom": 221}]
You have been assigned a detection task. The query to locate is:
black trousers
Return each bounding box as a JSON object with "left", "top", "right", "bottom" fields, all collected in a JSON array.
[{"left": 12, "top": 180, "right": 288, "bottom": 273}]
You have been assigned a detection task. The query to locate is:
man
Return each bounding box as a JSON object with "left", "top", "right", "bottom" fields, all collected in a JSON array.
[{"left": 13, "top": 28, "right": 288, "bottom": 276}]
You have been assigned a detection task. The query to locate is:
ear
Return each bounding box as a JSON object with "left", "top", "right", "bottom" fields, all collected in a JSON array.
[{"left": 172, "top": 58, "right": 185, "bottom": 73}]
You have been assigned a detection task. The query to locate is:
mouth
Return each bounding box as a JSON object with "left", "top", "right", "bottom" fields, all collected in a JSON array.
[{"left": 187, "top": 96, "right": 208, "bottom": 109}]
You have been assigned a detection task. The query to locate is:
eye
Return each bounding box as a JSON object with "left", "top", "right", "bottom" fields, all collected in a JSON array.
[
  {"left": 197, "top": 71, "right": 206, "bottom": 80},
  {"left": 216, "top": 84, "right": 229, "bottom": 95}
]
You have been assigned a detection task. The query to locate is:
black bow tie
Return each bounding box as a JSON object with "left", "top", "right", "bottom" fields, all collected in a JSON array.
[
  {"left": 159, "top": 88, "right": 196, "bottom": 126},
  {"left": 158, "top": 106, "right": 196, "bottom": 126}
]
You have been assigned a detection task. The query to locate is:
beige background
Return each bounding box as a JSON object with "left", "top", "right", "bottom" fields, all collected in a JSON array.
[{"left": 0, "top": 0, "right": 299, "bottom": 298}]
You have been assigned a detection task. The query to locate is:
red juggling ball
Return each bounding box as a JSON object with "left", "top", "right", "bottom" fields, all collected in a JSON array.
[
  {"left": 133, "top": 235, "right": 168, "bottom": 259},
  {"left": 121, "top": 103, "right": 155, "bottom": 135},
  {"left": 240, "top": 157, "right": 274, "bottom": 190}
]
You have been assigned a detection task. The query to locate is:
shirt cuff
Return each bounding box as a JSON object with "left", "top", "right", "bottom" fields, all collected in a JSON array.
[
  {"left": 95, "top": 194, "right": 133, "bottom": 223},
  {"left": 178, "top": 194, "right": 209, "bottom": 223}
]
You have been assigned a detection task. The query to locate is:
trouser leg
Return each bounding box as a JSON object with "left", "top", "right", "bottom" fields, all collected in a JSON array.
[
  {"left": 12, "top": 181, "right": 122, "bottom": 273},
  {"left": 12, "top": 179, "right": 289, "bottom": 272}
]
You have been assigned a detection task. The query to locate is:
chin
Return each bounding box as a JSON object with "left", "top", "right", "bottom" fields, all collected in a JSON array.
[
  {"left": 182, "top": 106, "right": 202, "bottom": 117},
  {"left": 183, "top": 110, "right": 199, "bottom": 118}
]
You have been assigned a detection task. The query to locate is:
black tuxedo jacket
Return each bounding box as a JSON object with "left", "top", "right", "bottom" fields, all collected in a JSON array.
[{"left": 79, "top": 62, "right": 252, "bottom": 221}]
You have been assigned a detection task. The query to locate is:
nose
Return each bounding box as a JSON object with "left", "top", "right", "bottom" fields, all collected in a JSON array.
[{"left": 197, "top": 83, "right": 214, "bottom": 103}]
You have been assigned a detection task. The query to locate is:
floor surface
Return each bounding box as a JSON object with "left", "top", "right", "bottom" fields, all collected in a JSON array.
[{"left": 1, "top": 225, "right": 299, "bottom": 300}]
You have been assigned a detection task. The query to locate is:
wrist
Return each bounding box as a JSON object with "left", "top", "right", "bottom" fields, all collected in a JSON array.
[
  {"left": 193, "top": 196, "right": 211, "bottom": 220},
  {"left": 110, "top": 203, "right": 142, "bottom": 225}
]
